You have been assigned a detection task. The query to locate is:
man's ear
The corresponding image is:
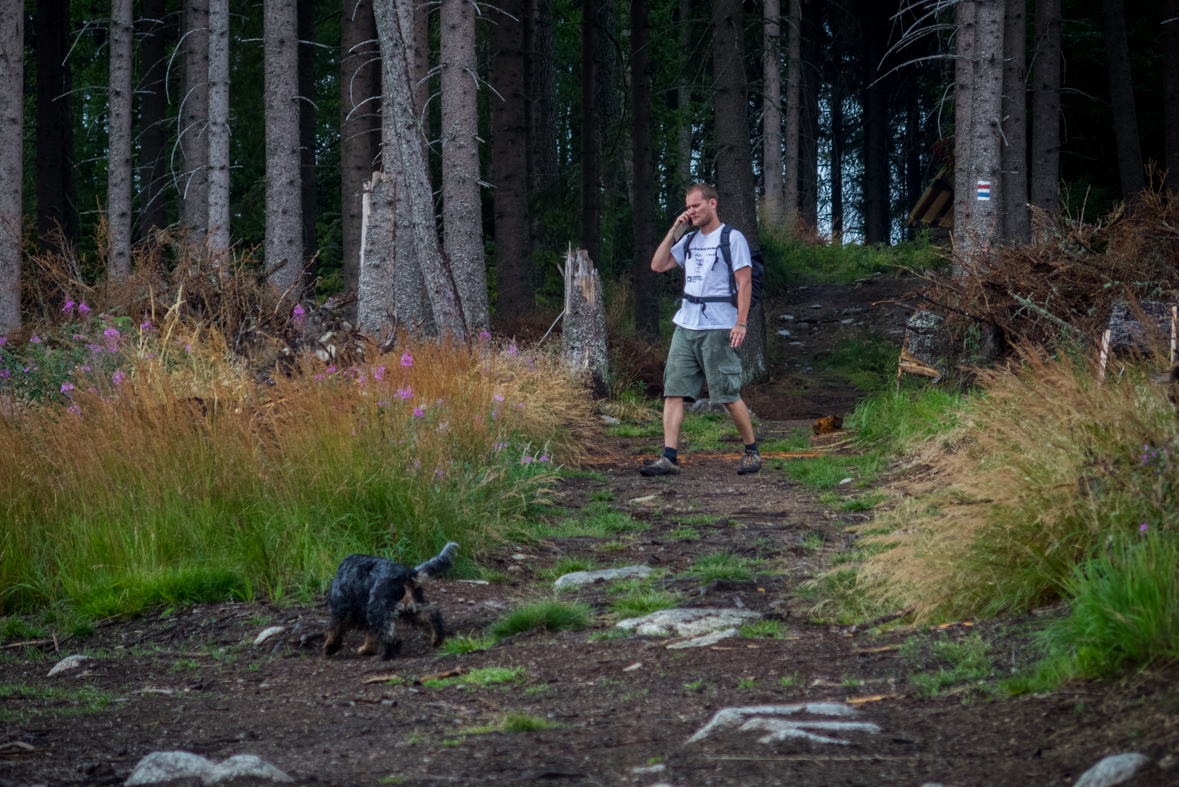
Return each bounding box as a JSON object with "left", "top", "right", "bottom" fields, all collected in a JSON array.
[{"left": 709, "top": 199, "right": 718, "bottom": 210}]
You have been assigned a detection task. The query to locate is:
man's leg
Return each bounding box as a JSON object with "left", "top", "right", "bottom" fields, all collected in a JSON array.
[
  {"left": 663, "top": 396, "right": 685, "bottom": 450},
  {"left": 723, "top": 399, "right": 755, "bottom": 445}
]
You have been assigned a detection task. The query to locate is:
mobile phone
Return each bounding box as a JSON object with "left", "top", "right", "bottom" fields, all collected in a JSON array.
[{"left": 672, "top": 215, "right": 692, "bottom": 241}]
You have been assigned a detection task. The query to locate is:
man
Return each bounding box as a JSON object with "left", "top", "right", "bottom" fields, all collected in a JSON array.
[{"left": 641, "top": 183, "right": 759, "bottom": 477}]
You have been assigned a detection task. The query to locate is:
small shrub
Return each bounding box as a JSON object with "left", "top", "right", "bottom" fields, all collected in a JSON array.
[
  {"left": 490, "top": 600, "right": 592, "bottom": 640},
  {"left": 691, "top": 551, "right": 754, "bottom": 583}
]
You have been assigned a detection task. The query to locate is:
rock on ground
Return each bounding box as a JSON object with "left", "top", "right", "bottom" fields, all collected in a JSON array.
[
  {"left": 615, "top": 608, "right": 761, "bottom": 638},
  {"left": 666, "top": 627, "right": 738, "bottom": 649},
  {"left": 124, "top": 751, "right": 292, "bottom": 785},
  {"left": 554, "top": 565, "right": 652, "bottom": 590},
  {"left": 1072, "top": 753, "right": 1150, "bottom": 787},
  {"left": 46, "top": 654, "right": 90, "bottom": 677},
  {"left": 252, "top": 626, "right": 285, "bottom": 646}
]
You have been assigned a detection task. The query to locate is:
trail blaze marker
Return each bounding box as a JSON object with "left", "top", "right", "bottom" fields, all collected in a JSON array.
[{"left": 976, "top": 180, "right": 992, "bottom": 201}]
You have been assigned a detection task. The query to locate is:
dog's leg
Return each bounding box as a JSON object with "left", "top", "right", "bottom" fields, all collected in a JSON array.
[
  {"left": 379, "top": 617, "right": 401, "bottom": 660},
  {"left": 323, "top": 618, "right": 346, "bottom": 657},
  {"left": 417, "top": 607, "right": 446, "bottom": 647},
  {"left": 357, "top": 633, "right": 381, "bottom": 656}
]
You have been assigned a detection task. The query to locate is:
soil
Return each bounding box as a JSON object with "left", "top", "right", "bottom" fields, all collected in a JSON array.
[{"left": 4, "top": 278, "right": 1178, "bottom": 787}]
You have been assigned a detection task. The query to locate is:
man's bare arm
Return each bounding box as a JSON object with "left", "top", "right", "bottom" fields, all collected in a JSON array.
[
  {"left": 729, "top": 267, "right": 753, "bottom": 348},
  {"left": 651, "top": 211, "right": 691, "bottom": 272}
]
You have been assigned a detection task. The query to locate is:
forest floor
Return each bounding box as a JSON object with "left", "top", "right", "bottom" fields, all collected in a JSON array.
[{"left": 3, "top": 277, "right": 1178, "bottom": 787}]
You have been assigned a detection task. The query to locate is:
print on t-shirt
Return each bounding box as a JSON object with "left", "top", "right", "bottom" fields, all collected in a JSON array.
[{"left": 668, "top": 225, "right": 752, "bottom": 332}]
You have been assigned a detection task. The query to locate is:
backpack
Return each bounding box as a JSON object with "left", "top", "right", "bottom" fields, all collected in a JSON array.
[{"left": 681, "top": 225, "right": 765, "bottom": 311}]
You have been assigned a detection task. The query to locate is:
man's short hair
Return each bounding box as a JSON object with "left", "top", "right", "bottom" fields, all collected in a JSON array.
[{"left": 685, "top": 182, "right": 718, "bottom": 202}]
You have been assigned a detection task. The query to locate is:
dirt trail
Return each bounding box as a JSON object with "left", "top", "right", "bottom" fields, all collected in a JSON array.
[{"left": 3, "top": 280, "right": 1176, "bottom": 787}]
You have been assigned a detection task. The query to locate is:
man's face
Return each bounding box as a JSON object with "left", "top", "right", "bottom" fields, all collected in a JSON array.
[{"left": 685, "top": 192, "right": 716, "bottom": 226}]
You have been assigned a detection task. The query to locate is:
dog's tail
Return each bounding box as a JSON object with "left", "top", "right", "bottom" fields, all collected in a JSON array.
[{"left": 413, "top": 542, "right": 459, "bottom": 579}]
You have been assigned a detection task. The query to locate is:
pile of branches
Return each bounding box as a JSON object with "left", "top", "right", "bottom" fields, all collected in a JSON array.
[{"left": 921, "top": 181, "right": 1179, "bottom": 351}]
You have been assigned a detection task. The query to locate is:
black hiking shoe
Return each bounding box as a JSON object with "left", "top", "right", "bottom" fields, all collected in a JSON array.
[
  {"left": 738, "top": 448, "right": 761, "bottom": 475},
  {"left": 640, "top": 456, "right": 680, "bottom": 477}
]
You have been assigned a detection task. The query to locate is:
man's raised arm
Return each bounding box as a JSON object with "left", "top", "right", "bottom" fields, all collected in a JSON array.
[{"left": 651, "top": 211, "right": 691, "bottom": 272}]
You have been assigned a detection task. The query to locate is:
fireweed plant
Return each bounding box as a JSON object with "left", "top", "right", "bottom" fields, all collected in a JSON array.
[{"left": 0, "top": 319, "right": 594, "bottom": 616}]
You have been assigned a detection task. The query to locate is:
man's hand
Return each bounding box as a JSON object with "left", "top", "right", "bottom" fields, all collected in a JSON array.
[
  {"left": 730, "top": 324, "right": 747, "bottom": 348},
  {"left": 652, "top": 211, "right": 692, "bottom": 273},
  {"left": 670, "top": 210, "right": 692, "bottom": 240}
]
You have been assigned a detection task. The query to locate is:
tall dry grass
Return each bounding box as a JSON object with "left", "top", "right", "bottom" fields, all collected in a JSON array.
[
  {"left": 856, "top": 347, "right": 1179, "bottom": 621},
  {"left": 0, "top": 307, "right": 595, "bottom": 616}
]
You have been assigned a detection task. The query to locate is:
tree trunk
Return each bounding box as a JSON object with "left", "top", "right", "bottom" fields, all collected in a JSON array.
[
  {"left": 1001, "top": 0, "right": 1029, "bottom": 243},
  {"left": 562, "top": 248, "right": 609, "bottom": 398},
  {"left": 580, "top": 0, "right": 602, "bottom": 264},
  {"left": 414, "top": 0, "right": 430, "bottom": 141},
  {"left": 138, "top": 0, "right": 169, "bottom": 239},
  {"left": 953, "top": 1, "right": 977, "bottom": 269},
  {"left": 1165, "top": 0, "right": 1179, "bottom": 195},
  {"left": 969, "top": 0, "right": 1005, "bottom": 251},
  {"left": 799, "top": 5, "right": 819, "bottom": 233},
  {"left": 375, "top": 0, "right": 468, "bottom": 340},
  {"left": 180, "top": 0, "right": 210, "bottom": 244},
  {"left": 491, "top": 0, "right": 532, "bottom": 320},
  {"left": 1101, "top": 0, "right": 1144, "bottom": 199},
  {"left": 207, "top": 0, "right": 231, "bottom": 261},
  {"left": 762, "top": 0, "right": 782, "bottom": 226},
  {"left": 441, "top": 0, "right": 489, "bottom": 331},
  {"left": 677, "top": 0, "right": 693, "bottom": 187},
  {"left": 357, "top": 173, "right": 397, "bottom": 335},
  {"left": 783, "top": 0, "right": 801, "bottom": 232},
  {"left": 906, "top": 94, "right": 921, "bottom": 242},
  {"left": 712, "top": 0, "right": 765, "bottom": 381},
  {"left": 1030, "top": 0, "right": 1061, "bottom": 215},
  {"left": 107, "top": 0, "right": 133, "bottom": 282},
  {"left": 340, "top": 0, "right": 382, "bottom": 298},
  {"left": 0, "top": 0, "right": 21, "bottom": 332},
  {"left": 36, "top": 0, "right": 75, "bottom": 254},
  {"left": 863, "top": 2, "right": 890, "bottom": 246},
  {"left": 298, "top": 0, "right": 318, "bottom": 280},
  {"left": 531, "top": 0, "right": 558, "bottom": 188},
  {"left": 631, "top": 0, "right": 658, "bottom": 339},
  {"left": 265, "top": 0, "right": 303, "bottom": 293},
  {"left": 831, "top": 78, "right": 843, "bottom": 240}
]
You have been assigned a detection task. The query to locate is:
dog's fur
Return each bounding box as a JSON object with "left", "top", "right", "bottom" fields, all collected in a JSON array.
[{"left": 323, "top": 542, "right": 459, "bottom": 660}]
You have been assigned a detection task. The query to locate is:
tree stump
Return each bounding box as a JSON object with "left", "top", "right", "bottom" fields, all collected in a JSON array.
[{"left": 562, "top": 247, "right": 609, "bottom": 398}]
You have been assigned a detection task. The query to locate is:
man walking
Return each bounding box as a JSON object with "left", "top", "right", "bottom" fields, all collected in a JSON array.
[{"left": 641, "top": 183, "right": 759, "bottom": 477}]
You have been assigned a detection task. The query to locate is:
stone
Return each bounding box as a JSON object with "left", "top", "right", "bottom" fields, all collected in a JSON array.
[
  {"left": 687, "top": 704, "right": 861, "bottom": 742},
  {"left": 125, "top": 751, "right": 292, "bottom": 785},
  {"left": 615, "top": 608, "right": 761, "bottom": 638},
  {"left": 739, "top": 717, "right": 881, "bottom": 745},
  {"left": 666, "top": 627, "right": 738, "bottom": 649},
  {"left": 253, "top": 626, "right": 285, "bottom": 646},
  {"left": 776, "top": 330, "right": 791, "bottom": 337},
  {"left": 1072, "top": 753, "right": 1150, "bottom": 787},
  {"left": 838, "top": 477, "right": 853, "bottom": 485},
  {"left": 779, "top": 314, "right": 794, "bottom": 321},
  {"left": 47, "top": 654, "right": 90, "bottom": 677},
  {"left": 554, "top": 565, "right": 653, "bottom": 590},
  {"left": 600, "top": 415, "right": 621, "bottom": 425},
  {"left": 629, "top": 495, "right": 660, "bottom": 506},
  {"left": 631, "top": 764, "right": 666, "bottom": 774}
]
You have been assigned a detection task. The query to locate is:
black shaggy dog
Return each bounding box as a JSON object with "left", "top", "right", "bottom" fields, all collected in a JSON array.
[{"left": 324, "top": 542, "right": 459, "bottom": 660}]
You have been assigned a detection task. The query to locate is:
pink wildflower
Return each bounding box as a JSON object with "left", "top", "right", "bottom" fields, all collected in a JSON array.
[
  {"left": 401, "top": 352, "right": 414, "bottom": 367},
  {"left": 413, "top": 407, "right": 425, "bottom": 418}
]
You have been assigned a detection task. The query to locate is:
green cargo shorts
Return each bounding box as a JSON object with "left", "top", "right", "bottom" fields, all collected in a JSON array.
[{"left": 662, "top": 326, "right": 743, "bottom": 403}]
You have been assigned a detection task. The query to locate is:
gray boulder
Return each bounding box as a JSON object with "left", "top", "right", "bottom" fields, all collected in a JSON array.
[
  {"left": 1072, "top": 753, "right": 1150, "bottom": 787},
  {"left": 124, "top": 751, "right": 292, "bottom": 785},
  {"left": 554, "top": 565, "right": 652, "bottom": 590},
  {"left": 616, "top": 608, "right": 761, "bottom": 638},
  {"left": 47, "top": 654, "right": 91, "bottom": 677}
]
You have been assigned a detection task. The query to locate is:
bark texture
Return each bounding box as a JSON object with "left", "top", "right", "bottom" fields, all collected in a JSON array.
[
  {"left": 138, "top": 0, "right": 169, "bottom": 238},
  {"left": 298, "top": 0, "right": 318, "bottom": 277},
  {"left": 1000, "top": 0, "right": 1029, "bottom": 243},
  {"left": 265, "top": 0, "right": 304, "bottom": 293},
  {"left": 712, "top": 0, "right": 764, "bottom": 381},
  {"left": 0, "top": 0, "right": 21, "bottom": 332},
  {"left": 862, "top": 1, "right": 890, "bottom": 245},
  {"left": 799, "top": 0, "right": 820, "bottom": 231},
  {"left": 580, "top": 0, "right": 602, "bottom": 265},
  {"left": 677, "top": 0, "right": 693, "bottom": 187},
  {"left": 562, "top": 248, "right": 609, "bottom": 398},
  {"left": 414, "top": 0, "right": 430, "bottom": 140},
  {"left": 375, "top": 0, "right": 468, "bottom": 340},
  {"left": 1101, "top": 0, "right": 1144, "bottom": 199},
  {"left": 783, "top": 0, "right": 801, "bottom": 232},
  {"left": 526, "top": 0, "right": 558, "bottom": 191},
  {"left": 36, "top": 0, "right": 76, "bottom": 254},
  {"left": 340, "top": 0, "right": 382, "bottom": 297},
  {"left": 1030, "top": 0, "right": 1061, "bottom": 214},
  {"left": 831, "top": 80, "right": 843, "bottom": 239},
  {"left": 970, "top": 0, "right": 1005, "bottom": 250},
  {"left": 491, "top": 0, "right": 532, "bottom": 319},
  {"left": 1165, "top": 0, "right": 1179, "bottom": 195},
  {"left": 441, "top": 0, "right": 489, "bottom": 331},
  {"left": 107, "top": 0, "right": 134, "bottom": 282},
  {"left": 357, "top": 173, "right": 397, "bottom": 334},
  {"left": 762, "top": 0, "right": 782, "bottom": 225},
  {"left": 953, "top": 1, "right": 977, "bottom": 267},
  {"left": 180, "top": 0, "right": 210, "bottom": 243},
  {"left": 207, "top": 0, "right": 231, "bottom": 260},
  {"left": 631, "top": 0, "right": 658, "bottom": 339}
]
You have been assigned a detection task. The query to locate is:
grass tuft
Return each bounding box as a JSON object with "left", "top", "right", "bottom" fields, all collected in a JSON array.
[
  {"left": 489, "top": 600, "right": 592, "bottom": 640},
  {"left": 691, "top": 551, "right": 755, "bottom": 583},
  {"left": 438, "top": 633, "right": 496, "bottom": 655},
  {"left": 426, "top": 667, "right": 525, "bottom": 688}
]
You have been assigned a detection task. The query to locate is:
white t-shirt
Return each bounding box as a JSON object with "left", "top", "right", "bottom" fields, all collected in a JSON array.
[{"left": 669, "top": 224, "right": 752, "bottom": 330}]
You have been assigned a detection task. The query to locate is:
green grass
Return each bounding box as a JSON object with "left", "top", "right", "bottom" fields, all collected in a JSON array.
[
  {"left": 489, "top": 600, "right": 592, "bottom": 640},
  {"left": 683, "top": 679, "right": 704, "bottom": 690},
  {"left": 589, "top": 490, "right": 615, "bottom": 503},
  {"left": 737, "top": 677, "right": 760, "bottom": 689},
  {"left": 778, "top": 673, "right": 799, "bottom": 687},
  {"left": 838, "top": 493, "right": 886, "bottom": 512},
  {"left": 676, "top": 514, "right": 720, "bottom": 526},
  {"left": 667, "top": 527, "right": 699, "bottom": 540},
  {"left": 0, "top": 683, "right": 113, "bottom": 722},
  {"left": 557, "top": 469, "right": 607, "bottom": 483},
  {"left": 548, "top": 502, "right": 647, "bottom": 538},
  {"left": 611, "top": 589, "right": 680, "bottom": 620},
  {"left": 823, "top": 337, "right": 902, "bottom": 393},
  {"left": 1, "top": 618, "right": 46, "bottom": 641},
  {"left": 760, "top": 229, "right": 944, "bottom": 288},
  {"left": 760, "top": 432, "right": 811, "bottom": 452},
  {"left": 539, "top": 556, "right": 599, "bottom": 585},
  {"left": 801, "top": 532, "right": 825, "bottom": 551},
  {"left": 691, "top": 551, "right": 756, "bottom": 582},
  {"left": 426, "top": 667, "right": 525, "bottom": 688},
  {"left": 905, "top": 633, "right": 997, "bottom": 698},
  {"left": 739, "top": 619, "right": 786, "bottom": 639},
  {"left": 464, "top": 712, "right": 561, "bottom": 734},
  {"left": 438, "top": 633, "right": 496, "bottom": 655},
  {"left": 378, "top": 776, "right": 406, "bottom": 785}
]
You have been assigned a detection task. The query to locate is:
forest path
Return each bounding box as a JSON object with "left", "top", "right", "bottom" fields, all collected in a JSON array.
[{"left": 2, "top": 280, "right": 1175, "bottom": 787}]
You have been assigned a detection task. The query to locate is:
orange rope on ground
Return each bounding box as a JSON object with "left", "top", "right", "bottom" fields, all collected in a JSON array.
[{"left": 579, "top": 451, "right": 827, "bottom": 466}]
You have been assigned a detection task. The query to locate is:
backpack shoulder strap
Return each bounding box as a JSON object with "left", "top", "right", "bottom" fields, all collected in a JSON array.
[
  {"left": 719, "top": 225, "right": 737, "bottom": 300},
  {"left": 683, "top": 229, "right": 700, "bottom": 258}
]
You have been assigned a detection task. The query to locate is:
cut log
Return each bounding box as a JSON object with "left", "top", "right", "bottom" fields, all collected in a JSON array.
[{"left": 561, "top": 246, "right": 609, "bottom": 398}]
